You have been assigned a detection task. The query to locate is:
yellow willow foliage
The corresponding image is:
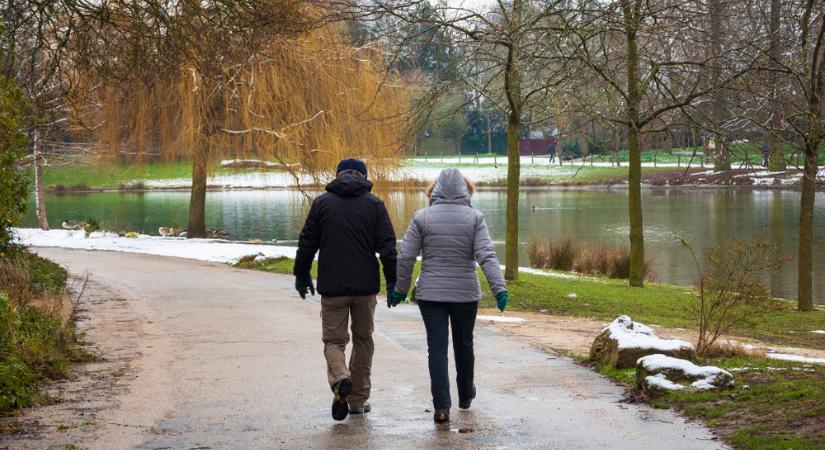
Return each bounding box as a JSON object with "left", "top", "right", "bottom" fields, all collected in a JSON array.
[{"left": 92, "top": 26, "right": 410, "bottom": 185}]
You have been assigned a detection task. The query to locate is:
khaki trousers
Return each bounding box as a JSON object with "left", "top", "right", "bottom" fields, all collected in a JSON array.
[{"left": 321, "top": 295, "right": 377, "bottom": 407}]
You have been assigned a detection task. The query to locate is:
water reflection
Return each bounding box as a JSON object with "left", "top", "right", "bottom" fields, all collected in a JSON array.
[{"left": 23, "top": 187, "right": 824, "bottom": 304}]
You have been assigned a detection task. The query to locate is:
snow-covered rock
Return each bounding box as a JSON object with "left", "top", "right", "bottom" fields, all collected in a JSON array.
[
  {"left": 636, "top": 354, "right": 734, "bottom": 394},
  {"left": 589, "top": 315, "right": 694, "bottom": 369}
]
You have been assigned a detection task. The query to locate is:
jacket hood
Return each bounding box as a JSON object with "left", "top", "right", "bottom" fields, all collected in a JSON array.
[
  {"left": 326, "top": 173, "right": 373, "bottom": 197},
  {"left": 431, "top": 168, "right": 470, "bottom": 206}
]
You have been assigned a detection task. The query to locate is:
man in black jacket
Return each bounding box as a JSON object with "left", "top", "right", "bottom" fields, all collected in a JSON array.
[{"left": 293, "top": 158, "right": 397, "bottom": 421}]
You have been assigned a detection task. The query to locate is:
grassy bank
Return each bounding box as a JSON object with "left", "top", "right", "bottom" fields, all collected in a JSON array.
[
  {"left": 0, "top": 251, "right": 85, "bottom": 415},
  {"left": 236, "top": 256, "right": 825, "bottom": 349},
  {"left": 41, "top": 159, "right": 197, "bottom": 190},
  {"left": 40, "top": 157, "right": 692, "bottom": 190},
  {"left": 599, "top": 357, "right": 825, "bottom": 449}
]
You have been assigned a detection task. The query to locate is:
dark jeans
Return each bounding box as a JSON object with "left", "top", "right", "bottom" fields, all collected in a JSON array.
[{"left": 417, "top": 300, "right": 478, "bottom": 410}]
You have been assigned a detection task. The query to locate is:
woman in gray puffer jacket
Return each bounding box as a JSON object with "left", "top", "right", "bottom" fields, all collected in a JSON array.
[{"left": 389, "top": 168, "right": 509, "bottom": 424}]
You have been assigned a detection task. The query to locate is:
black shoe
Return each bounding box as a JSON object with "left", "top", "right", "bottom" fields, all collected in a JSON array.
[
  {"left": 459, "top": 385, "right": 476, "bottom": 410},
  {"left": 332, "top": 378, "right": 353, "bottom": 421},
  {"left": 433, "top": 409, "right": 450, "bottom": 423},
  {"left": 349, "top": 401, "right": 371, "bottom": 414}
]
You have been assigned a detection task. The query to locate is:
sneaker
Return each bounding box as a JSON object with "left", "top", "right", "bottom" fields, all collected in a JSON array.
[
  {"left": 349, "top": 402, "right": 371, "bottom": 414},
  {"left": 433, "top": 409, "right": 450, "bottom": 423},
  {"left": 332, "top": 378, "right": 353, "bottom": 421},
  {"left": 459, "top": 385, "right": 476, "bottom": 410}
]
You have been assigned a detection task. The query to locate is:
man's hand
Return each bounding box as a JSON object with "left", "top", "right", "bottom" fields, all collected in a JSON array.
[
  {"left": 295, "top": 275, "right": 316, "bottom": 299},
  {"left": 495, "top": 290, "right": 509, "bottom": 312},
  {"left": 388, "top": 289, "right": 406, "bottom": 308}
]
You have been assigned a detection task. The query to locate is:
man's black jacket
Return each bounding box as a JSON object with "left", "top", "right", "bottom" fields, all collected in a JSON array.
[{"left": 293, "top": 173, "right": 397, "bottom": 297}]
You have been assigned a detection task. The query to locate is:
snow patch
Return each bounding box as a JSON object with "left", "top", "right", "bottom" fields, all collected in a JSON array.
[
  {"left": 638, "top": 354, "right": 733, "bottom": 390},
  {"left": 605, "top": 316, "right": 694, "bottom": 351},
  {"left": 810, "top": 330, "right": 825, "bottom": 335},
  {"left": 645, "top": 374, "right": 685, "bottom": 391},
  {"left": 477, "top": 315, "right": 526, "bottom": 324},
  {"left": 766, "top": 353, "right": 825, "bottom": 365}
]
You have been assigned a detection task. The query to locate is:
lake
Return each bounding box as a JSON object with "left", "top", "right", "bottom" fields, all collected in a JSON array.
[{"left": 23, "top": 188, "right": 825, "bottom": 304}]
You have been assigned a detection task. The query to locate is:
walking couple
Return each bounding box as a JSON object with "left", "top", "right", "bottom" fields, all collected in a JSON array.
[{"left": 293, "top": 159, "right": 509, "bottom": 424}]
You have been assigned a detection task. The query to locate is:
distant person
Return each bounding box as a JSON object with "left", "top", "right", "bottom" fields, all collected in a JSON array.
[
  {"left": 762, "top": 141, "right": 770, "bottom": 167},
  {"left": 547, "top": 138, "right": 557, "bottom": 164},
  {"left": 293, "top": 158, "right": 397, "bottom": 421},
  {"left": 389, "top": 168, "right": 509, "bottom": 424}
]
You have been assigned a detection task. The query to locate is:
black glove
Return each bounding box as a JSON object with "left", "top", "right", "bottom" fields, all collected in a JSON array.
[{"left": 295, "top": 275, "right": 315, "bottom": 299}]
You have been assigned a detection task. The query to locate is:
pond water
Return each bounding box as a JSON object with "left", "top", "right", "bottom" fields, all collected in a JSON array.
[{"left": 23, "top": 188, "right": 825, "bottom": 304}]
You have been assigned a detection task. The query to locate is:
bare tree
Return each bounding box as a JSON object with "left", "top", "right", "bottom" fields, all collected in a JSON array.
[
  {"left": 567, "top": 0, "right": 758, "bottom": 287},
  {"left": 344, "top": 0, "right": 574, "bottom": 280}
]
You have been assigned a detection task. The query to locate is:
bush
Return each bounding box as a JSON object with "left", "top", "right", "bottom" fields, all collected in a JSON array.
[
  {"left": 529, "top": 237, "right": 653, "bottom": 280},
  {"left": 0, "top": 76, "right": 31, "bottom": 255},
  {"left": 682, "top": 239, "right": 787, "bottom": 356},
  {"left": 528, "top": 237, "right": 578, "bottom": 271},
  {"left": 0, "top": 252, "right": 77, "bottom": 414}
]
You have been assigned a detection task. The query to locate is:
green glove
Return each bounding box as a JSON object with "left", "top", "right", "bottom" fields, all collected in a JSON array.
[
  {"left": 495, "top": 290, "right": 509, "bottom": 312},
  {"left": 388, "top": 290, "right": 407, "bottom": 308}
]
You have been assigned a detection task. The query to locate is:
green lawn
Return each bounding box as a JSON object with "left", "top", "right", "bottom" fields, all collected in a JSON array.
[
  {"left": 41, "top": 159, "right": 197, "bottom": 189},
  {"left": 236, "top": 257, "right": 825, "bottom": 350}
]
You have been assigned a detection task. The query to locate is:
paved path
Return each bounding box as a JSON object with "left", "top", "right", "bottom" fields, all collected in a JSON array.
[{"left": 2, "top": 249, "right": 725, "bottom": 449}]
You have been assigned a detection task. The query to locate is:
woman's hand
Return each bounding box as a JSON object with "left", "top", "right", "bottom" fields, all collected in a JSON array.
[
  {"left": 495, "top": 291, "right": 509, "bottom": 312},
  {"left": 388, "top": 289, "right": 407, "bottom": 308}
]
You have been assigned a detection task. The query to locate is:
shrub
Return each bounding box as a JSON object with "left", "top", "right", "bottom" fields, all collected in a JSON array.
[
  {"left": 529, "top": 237, "right": 652, "bottom": 280},
  {"left": 682, "top": 239, "right": 787, "bottom": 356}
]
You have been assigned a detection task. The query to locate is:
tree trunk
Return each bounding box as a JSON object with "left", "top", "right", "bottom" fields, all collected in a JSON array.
[
  {"left": 504, "top": 111, "right": 521, "bottom": 281},
  {"left": 624, "top": 0, "right": 644, "bottom": 287},
  {"left": 797, "top": 142, "right": 817, "bottom": 311},
  {"left": 709, "top": 0, "right": 730, "bottom": 172},
  {"left": 503, "top": 8, "right": 522, "bottom": 281},
  {"left": 188, "top": 142, "right": 209, "bottom": 238},
  {"left": 767, "top": 0, "right": 786, "bottom": 171},
  {"left": 487, "top": 123, "right": 493, "bottom": 154},
  {"left": 33, "top": 129, "right": 49, "bottom": 230}
]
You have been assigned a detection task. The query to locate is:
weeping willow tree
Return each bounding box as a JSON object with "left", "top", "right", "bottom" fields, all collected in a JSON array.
[{"left": 88, "top": 26, "right": 409, "bottom": 236}]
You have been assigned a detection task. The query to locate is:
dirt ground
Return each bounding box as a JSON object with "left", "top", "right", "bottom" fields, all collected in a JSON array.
[{"left": 478, "top": 309, "right": 825, "bottom": 361}]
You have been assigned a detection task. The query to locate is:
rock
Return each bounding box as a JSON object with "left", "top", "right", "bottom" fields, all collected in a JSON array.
[
  {"left": 589, "top": 315, "right": 694, "bottom": 369},
  {"left": 636, "top": 354, "right": 734, "bottom": 395}
]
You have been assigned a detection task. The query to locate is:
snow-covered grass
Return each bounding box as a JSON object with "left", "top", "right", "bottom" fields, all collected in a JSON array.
[
  {"left": 605, "top": 315, "right": 694, "bottom": 351},
  {"left": 13, "top": 228, "right": 297, "bottom": 264},
  {"left": 810, "top": 330, "right": 825, "bottom": 335}
]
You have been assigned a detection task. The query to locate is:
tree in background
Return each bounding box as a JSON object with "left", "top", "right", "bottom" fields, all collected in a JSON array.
[
  {"left": 73, "top": 0, "right": 319, "bottom": 237},
  {"left": 356, "top": 0, "right": 573, "bottom": 280},
  {"left": 85, "top": 23, "right": 409, "bottom": 197},
  {"left": 567, "top": 0, "right": 758, "bottom": 287},
  {"left": 787, "top": 0, "right": 824, "bottom": 311},
  {"left": 0, "top": 0, "right": 88, "bottom": 231}
]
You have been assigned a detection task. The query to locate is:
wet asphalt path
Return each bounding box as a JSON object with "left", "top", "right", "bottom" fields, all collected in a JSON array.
[{"left": 17, "top": 248, "right": 725, "bottom": 449}]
